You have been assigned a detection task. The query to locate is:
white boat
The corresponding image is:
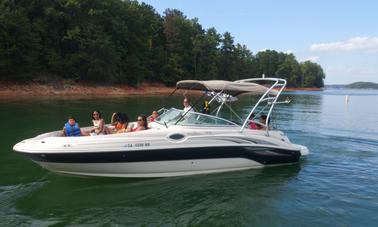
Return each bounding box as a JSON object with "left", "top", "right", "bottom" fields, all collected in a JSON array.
[{"left": 13, "top": 77, "right": 309, "bottom": 178}]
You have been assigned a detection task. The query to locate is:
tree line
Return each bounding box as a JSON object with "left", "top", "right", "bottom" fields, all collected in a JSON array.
[{"left": 0, "top": 0, "right": 325, "bottom": 87}]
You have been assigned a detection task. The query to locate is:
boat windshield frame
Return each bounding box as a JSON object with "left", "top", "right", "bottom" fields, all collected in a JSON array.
[{"left": 154, "top": 108, "right": 239, "bottom": 127}]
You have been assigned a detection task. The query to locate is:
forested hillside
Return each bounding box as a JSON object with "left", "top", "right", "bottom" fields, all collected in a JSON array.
[
  {"left": 0, "top": 0, "right": 325, "bottom": 87},
  {"left": 346, "top": 82, "right": 378, "bottom": 89}
]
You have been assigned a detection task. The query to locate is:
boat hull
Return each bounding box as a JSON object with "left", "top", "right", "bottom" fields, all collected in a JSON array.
[
  {"left": 32, "top": 158, "right": 264, "bottom": 177},
  {"left": 17, "top": 145, "right": 301, "bottom": 177}
]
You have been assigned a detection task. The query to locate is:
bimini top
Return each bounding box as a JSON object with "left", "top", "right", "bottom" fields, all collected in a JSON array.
[{"left": 176, "top": 79, "right": 277, "bottom": 96}]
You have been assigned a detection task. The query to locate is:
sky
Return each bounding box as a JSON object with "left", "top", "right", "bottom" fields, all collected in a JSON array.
[{"left": 139, "top": 0, "right": 378, "bottom": 84}]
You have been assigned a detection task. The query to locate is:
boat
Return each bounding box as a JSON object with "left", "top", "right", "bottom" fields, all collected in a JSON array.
[{"left": 13, "top": 77, "right": 309, "bottom": 177}]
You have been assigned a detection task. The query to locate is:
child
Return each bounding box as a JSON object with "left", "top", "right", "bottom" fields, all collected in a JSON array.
[
  {"left": 63, "top": 116, "right": 83, "bottom": 137},
  {"left": 150, "top": 110, "right": 159, "bottom": 122}
]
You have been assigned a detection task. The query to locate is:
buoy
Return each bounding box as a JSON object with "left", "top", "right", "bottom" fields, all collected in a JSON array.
[{"left": 345, "top": 95, "right": 350, "bottom": 104}]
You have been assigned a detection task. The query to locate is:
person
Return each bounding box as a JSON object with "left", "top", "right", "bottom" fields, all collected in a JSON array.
[
  {"left": 183, "top": 97, "right": 193, "bottom": 113},
  {"left": 62, "top": 116, "right": 83, "bottom": 137},
  {"left": 201, "top": 100, "right": 210, "bottom": 114},
  {"left": 259, "top": 115, "right": 269, "bottom": 130},
  {"left": 106, "top": 112, "right": 129, "bottom": 134},
  {"left": 150, "top": 110, "right": 159, "bottom": 122},
  {"left": 248, "top": 113, "right": 258, "bottom": 129},
  {"left": 131, "top": 115, "right": 148, "bottom": 132},
  {"left": 91, "top": 110, "right": 105, "bottom": 135}
]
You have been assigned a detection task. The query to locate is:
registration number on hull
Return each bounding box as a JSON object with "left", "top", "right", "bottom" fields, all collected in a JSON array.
[{"left": 125, "top": 143, "right": 150, "bottom": 148}]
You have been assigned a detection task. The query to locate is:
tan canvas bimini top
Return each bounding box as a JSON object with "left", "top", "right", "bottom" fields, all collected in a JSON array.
[{"left": 176, "top": 80, "right": 277, "bottom": 96}]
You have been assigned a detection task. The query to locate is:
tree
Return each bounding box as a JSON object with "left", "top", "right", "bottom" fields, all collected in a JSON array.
[
  {"left": 300, "top": 61, "right": 326, "bottom": 87},
  {"left": 0, "top": 0, "right": 42, "bottom": 79},
  {"left": 276, "top": 54, "right": 301, "bottom": 87},
  {"left": 0, "top": 0, "right": 326, "bottom": 88},
  {"left": 234, "top": 44, "right": 256, "bottom": 79},
  {"left": 200, "top": 28, "right": 221, "bottom": 80},
  {"left": 219, "top": 32, "right": 236, "bottom": 80}
]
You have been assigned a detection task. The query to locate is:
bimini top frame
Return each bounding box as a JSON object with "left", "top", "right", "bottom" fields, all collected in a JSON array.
[{"left": 172, "top": 77, "right": 287, "bottom": 135}]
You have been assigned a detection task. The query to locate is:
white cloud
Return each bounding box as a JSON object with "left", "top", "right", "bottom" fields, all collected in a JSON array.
[
  {"left": 284, "top": 49, "right": 293, "bottom": 54},
  {"left": 310, "top": 37, "right": 378, "bottom": 53},
  {"left": 301, "top": 56, "right": 319, "bottom": 62}
]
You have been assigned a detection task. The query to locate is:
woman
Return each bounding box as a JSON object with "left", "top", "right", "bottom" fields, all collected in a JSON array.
[
  {"left": 91, "top": 110, "right": 105, "bottom": 135},
  {"left": 132, "top": 115, "right": 148, "bottom": 132},
  {"left": 106, "top": 112, "right": 129, "bottom": 134}
]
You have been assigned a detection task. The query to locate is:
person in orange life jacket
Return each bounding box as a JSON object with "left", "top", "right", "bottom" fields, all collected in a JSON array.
[
  {"left": 106, "top": 112, "right": 129, "bottom": 134},
  {"left": 63, "top": 116, "right": 84, "bottom": 136}
]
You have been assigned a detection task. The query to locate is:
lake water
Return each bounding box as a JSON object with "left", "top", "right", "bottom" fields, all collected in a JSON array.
[{"left": 1, "top": 89, "right": 378, "bottom": 226}]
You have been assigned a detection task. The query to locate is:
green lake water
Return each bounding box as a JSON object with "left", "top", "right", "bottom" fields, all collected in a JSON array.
[{"left": 1, "top": 90, "right": 378, "bottom": 226}]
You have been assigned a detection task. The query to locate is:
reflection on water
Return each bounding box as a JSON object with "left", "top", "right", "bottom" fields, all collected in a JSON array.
[{"left": 1, "top": 89, "right": 378, "bottom": 226}]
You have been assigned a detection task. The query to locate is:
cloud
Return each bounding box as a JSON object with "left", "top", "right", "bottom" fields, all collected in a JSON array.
[
  {"left": 310, "top": 37, "right": 378, "bottom": 53},
  {"left": 301, "top": 56, "right": 319, "bottom": 62},
  {"left": 258, "top": 48, "right": 268, "bottom": 52},
  {"left": 284, "top": 49, "right": 293, "bottom": 54}
]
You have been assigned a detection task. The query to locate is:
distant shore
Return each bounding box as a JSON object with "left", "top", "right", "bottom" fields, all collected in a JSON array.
[
  {"left": 284, "top": 87, "right": 323, "bottom": 91},
  {"left": 0, "top": 81, "right": 322, "bottom": 99}
]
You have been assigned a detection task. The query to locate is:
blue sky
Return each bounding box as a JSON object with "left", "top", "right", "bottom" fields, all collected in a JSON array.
[{"left": 139, "top": 0, "right": 378, "bottom": 84}]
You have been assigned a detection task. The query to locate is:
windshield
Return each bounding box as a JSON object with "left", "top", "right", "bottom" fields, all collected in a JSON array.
[{"left": 155, "top": 108, "right": 238, "bottom": 127}]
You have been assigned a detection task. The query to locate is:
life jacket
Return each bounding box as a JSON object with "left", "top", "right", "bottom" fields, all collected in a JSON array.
[
  {"left": 65, "top": 122, "right": 81, "bottom": 136},
  {"left": 202, "top": 100, "right": 210, "bottom": 114},
  {"left": 249, "top": 121, "right": 258, "bottom": 129},
  {"left": 116, "top": 122, "right": 124, "bottom": 130}
]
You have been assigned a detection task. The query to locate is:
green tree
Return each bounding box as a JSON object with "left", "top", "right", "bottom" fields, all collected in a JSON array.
[
  {"left": 276, "top": 54, "right": 301, "bottom": 87},
  {"left": 234, "top": 44, "right": 256, "bottom": 79},
  {"left": 300, "top": 61, "right": 326, "bottom": 87},
  {"left": 219, "top": 32, "right": 236, "bottom": 80},
  {"left": 0, "top": 0, "right": 326, "bottom": 88},
  {"left": 0, "top": 1, "right": 42, "bottom": 78},
  {"left": 200, "top": 28, "right": 221, "bottom": 80},
  {"left": 255, "top": 50, "right": 278, "bottom": 77}
]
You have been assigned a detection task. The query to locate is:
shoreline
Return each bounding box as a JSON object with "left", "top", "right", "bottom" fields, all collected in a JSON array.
[
  {"left": 283, "top": 87, "right": 323, "bottom": 91},
  {"left": 0, "top": 81, "right": 322, "bottom": 99},
  {"left": 0, "top": 81, "right": 174, "bottom": 99}
]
